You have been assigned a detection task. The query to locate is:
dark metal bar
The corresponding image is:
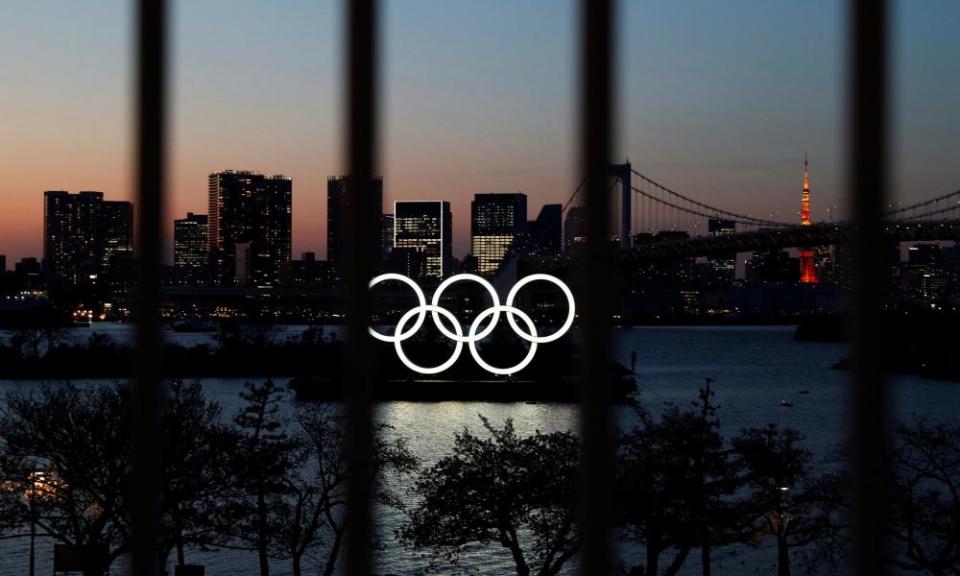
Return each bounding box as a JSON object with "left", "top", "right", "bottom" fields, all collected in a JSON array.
[
  {"left": 343, "top": 0, "right": 378, "bottom": 575},
  {"left": 132, "top": 0, "right": 168, "bottom": 575},
  {"left": 847, "top": 0, "right": 889, "bottom": 575},
  {"left": 578, "top": 0, "right": 614, "bottom": 574}
]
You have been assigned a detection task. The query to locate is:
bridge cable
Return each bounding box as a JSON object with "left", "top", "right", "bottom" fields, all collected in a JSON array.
[
  {"left": 631, "top": 186, "right": 785, "bottom": 228},
  {"left": 883, "top": 188, "right": 960, "bottom": 218},
  {"left": 631, "top": 168, "right": 791, "bottom": 227}
]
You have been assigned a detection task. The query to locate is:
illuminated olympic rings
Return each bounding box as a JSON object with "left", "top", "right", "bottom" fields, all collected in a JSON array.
[{"left": 369, "top": 273, "right": 576, "bottom": 376}]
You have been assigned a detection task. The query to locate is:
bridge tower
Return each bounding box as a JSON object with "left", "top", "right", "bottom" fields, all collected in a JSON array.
[
  {"left": 799, "top": 156, "right": 818, "bottom": 283},
  {"left": 608, "top": 162, "right": 632, "bottom": 248}
]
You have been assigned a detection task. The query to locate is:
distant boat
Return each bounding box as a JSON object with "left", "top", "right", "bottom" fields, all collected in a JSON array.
[
  {"left": 798, "top": 389, "right": 811, "bottom": 395},
  {"left": 780, "top": 400, "right": 795, "bottom": 408}
]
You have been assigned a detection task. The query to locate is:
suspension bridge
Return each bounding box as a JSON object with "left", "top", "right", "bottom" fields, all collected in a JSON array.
[{"left": 565, "top": 161, "right": 960, "bottom": 260}]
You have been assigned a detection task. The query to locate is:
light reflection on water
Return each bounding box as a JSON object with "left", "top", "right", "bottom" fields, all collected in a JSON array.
[{"left": 0, "top": 326, "right": 957, "bottom": 575}]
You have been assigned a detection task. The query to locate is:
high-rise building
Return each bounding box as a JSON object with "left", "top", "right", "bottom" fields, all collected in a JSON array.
[
  {"left": 173, "top": 212, "right": 209, "bottom": 285},
  {"left": 708, "top": 218, "right": 736, "bottom": 281},
  {"left": 208, "top": 171, "right": 292, "bottom": 287},
  {"left": 395, "top": 201, "right": 452, "bottom": 279},
  {"left": 748, "top": 249, "right": 800, "bottom": 283},
  {"left": 381, "top": 213, "right": 394, "bottom": 260},
  {"left": 525, "top": 204, "right": 563, "bottom": 257},
  {"left": 0, "top": 255, "right": 5, "bottom": 273},
  {"left": 563, "top": 206, "right": 587, "bottom": 251},
  {"left": 905, "top": 244, "right": 945, "bottom": 300},
  {"left": 100, "top": 200, "right": 134, "bottom": 273},
  {"left": 43, "top": 190, "right": 133, "bottom": 287},
  {"left": 470, "top": 193, "right": 527, "bottom": 274},
  {"left": 327, "top": 175, "right": 384, "bottom": 275}
]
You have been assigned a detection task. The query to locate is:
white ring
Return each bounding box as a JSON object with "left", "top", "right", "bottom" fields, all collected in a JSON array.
[
  {"left": 368, "top": 273, "right": 575, "bottom": 375},
  {"left": 368, "top": 273, "right": 427, "bottom": 342},
  {"left": 394, "top": 304, "right": 463, "bottom": 375},
  {"left": 505, "top": 273, "right": 576, "bottom": 343},
  {"left": 430, "top": 273, "right": 501, "bottom": 343},
  {"left": 467, "top": 305, "right": 538, "bottom": 376}
]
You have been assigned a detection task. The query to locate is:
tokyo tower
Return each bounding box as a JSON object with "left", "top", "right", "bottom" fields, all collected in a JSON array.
[{"left": 799, "top": 156, "right": 818, "bottom": 283}]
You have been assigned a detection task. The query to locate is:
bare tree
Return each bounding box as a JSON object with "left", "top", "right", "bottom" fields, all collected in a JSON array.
[
  {"left": 267, "top": 404, "right": 416, "bottom": 576},
  {"left": 158, "top": 380, "right": 240, "bottom": 568},
  {"left": 888, "top": 420, "right": 960, "bottom": 575},
  {"left": 0, "top": 383, "right": 131, "bottom": 576}
]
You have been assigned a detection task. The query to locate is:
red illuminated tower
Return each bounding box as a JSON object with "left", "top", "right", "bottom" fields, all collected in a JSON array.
[{"left": 799, "top": 156, "right": 818, "bottom": 283}]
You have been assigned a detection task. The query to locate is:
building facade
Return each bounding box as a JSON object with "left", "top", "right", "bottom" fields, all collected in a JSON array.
[
  {"left": 470, "top": 193, "right": 527, "bottom": 275},
  {"left": 173, "top": 212, "right": 209, "bottom": 285},
  {"left": 43, "top": 190, "right": 133, "bottom": 287},
  {"left": 327, "top": 175, "right": 383, "bottom": 276},
  {"left": 208, "top": 171, "right": 292, "bottom": 287},
  {"left": 525, "top": 204, "right": 562, "bottom": 257},
  {"left": 563, "top": 206, "right": 587, "bottom": 252},
  {"left": 395, "top": 201, "right": 452, "bottom": 279},
  {"left": 708, "top": 218, "right": 737, "bottom": 282}
]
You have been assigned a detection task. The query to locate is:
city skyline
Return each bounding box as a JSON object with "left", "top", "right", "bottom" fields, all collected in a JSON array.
[{"left": 1, "top": 1, "right": 958, "bottom": 263}]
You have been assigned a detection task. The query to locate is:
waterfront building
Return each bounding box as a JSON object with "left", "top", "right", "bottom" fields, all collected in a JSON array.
[
  {"left": 708, "top": 218, "right": 736, "bottom": 282},
  {"left": 208, "top": 171, "right": 291, "bottom": 287},
  {"left": 470, "top": 193, "right": 527, "bottom": 275},
  {"left": 381, "top": 213, "right": 394, "bottom": 260},
  {"left": 525, "top": 204, "right": 562, "bottom": 257},
  {"left": 43, "top": 190, "right": 133, "bottom": 287},
  {"left": 563, "top": 206, "right": 587, "bottom": 252},
  {"left": 395, "top": 201, "right": 452, "bottom": 279},
  {"left": 326, "top": 175, "right": 383, "bottom": 276},
  {"left": 173, "top": 212, "right": 209, "bottom": 285}
]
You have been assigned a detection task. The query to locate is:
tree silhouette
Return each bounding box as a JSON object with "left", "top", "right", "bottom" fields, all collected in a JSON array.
[
  {"left": 265, "top": 404, "right": 416, "bottom": 576},
  {"left": 887, "top": 419, "right": 960, "bottom": 575},
  {"left": 617, "top": 382, "right": 739, "bottom": 576},
  {"left": 0, "top": 383, "right": 131, "bottom": 576},
  {"left": 158, "top": 379, "right": 240, "bottom": 568},
  {"left": 226, "top": 380, "right": 299, "bottom": 576},
  {"left": 400, "top": 416, "right": 581, "bottom": 576},
  {"left": 732, "top": 424, "right": 835, "bottom": 576}
]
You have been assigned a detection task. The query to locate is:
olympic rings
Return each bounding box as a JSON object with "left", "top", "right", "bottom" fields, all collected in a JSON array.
[
  {"left": 369, "top": 272, "right": 576, "bottom": 376},
  {"left": 368, "top": 273, "right": 427, "bottom": 342},
  {"left": 468, "top": 305, "right": 538, "bottom": 376},
  {"left": 394, "top": 305, "right": 463, "bottom": 375},
  {"left": 430, "top": 274, "right": 500, "bottom": 343},
  {"left": 505, "top": 273, "right": 576, "bottom": 343}
]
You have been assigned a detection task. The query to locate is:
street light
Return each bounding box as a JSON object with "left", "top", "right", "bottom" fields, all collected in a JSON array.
[{"left": 23, "top": 469, "right": 61, "bottom": 576}]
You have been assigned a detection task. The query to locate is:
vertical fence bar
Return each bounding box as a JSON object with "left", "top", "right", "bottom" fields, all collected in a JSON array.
[
  {"left": 578, "top": 0, "right": 614, "bottom": 575},
  {"left": 848, "top": 0, "right": 888, "bottom": 575},
  {"left": 132, "top": 0, "right": 167, "bottom": 575},
  {"left": 344, "top": 0, "right": 378, "bottom": 575}
]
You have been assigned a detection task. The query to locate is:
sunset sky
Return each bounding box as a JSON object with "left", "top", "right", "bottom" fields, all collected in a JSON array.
[{"left": 1, "top": 1, "right": 957, "bottom": 263}]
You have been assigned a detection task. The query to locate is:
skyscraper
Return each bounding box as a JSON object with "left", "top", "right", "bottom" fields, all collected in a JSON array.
[
  {"left": 208, "top": 171, "right": 292, "bottom": 287},
  {"left": 470, "top": 193, "right": 527, "bottom": 274},
  {"left": 100, "top": 200, "right": 134, "bottom": 273},
  {"left": 563, "top": 206, "right": 587, "bottom": 252},
  {"left": 708, "top": 218, "right": 736, "bottom": 282},
  {"left": 525, "top": 204, "right": 562, "bottom": 257},
  {"left": 381, "top": 213, "right": 394, "bottom": 260},
  {"left": 174, "top": 212, "right": 209, "bottom": 285},
  {"left": 43, "top": 190, "right": 133, "bottom": 287},
  {"left": 327, "top": 175, "right": 383, "bottom": 275},
  {"left": 395, "top": 201, "right": 452, "bottom": 279}
]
